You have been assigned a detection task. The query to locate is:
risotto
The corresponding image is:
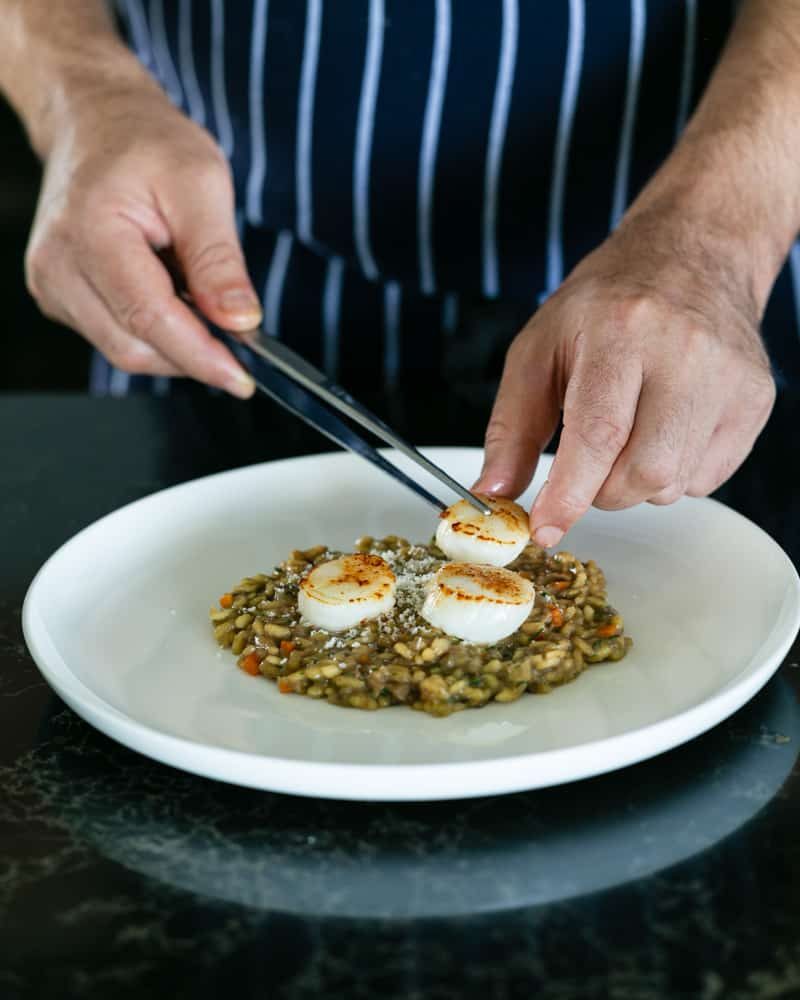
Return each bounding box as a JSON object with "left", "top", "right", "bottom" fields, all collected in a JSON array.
[{"left": 209, "top": 535, "right": 632, "bottom": 716}]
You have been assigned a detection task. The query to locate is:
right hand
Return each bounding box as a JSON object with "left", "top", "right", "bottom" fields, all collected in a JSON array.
[{"left": 25, "top": 79, "right": 261, "bottom": 396}]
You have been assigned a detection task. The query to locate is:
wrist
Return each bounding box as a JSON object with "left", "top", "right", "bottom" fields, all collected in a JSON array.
[
  {"left": 36, "top": 46, "right": 167, "bottom": 159},
  {"left": 621, "top": 133, "right": 793, "bottom": 319},
  {"left": 5, "top": 4, "right": 167, "bottom": 161}
]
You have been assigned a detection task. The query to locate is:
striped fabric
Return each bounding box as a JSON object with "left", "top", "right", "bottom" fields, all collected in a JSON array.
[{"left": 93, "top": 0, "right": 800, "bottom": 397}]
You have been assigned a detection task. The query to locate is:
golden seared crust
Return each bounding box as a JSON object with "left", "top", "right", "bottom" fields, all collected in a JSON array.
[
  {"left": 439, "top": 495, "right": 529, "bottom": 545},
  {"left": 300, "top": 553, "right": 395, "bottom": 605},
  {"left": 435, "top": 563, "right": 534, "bottom": 605}
]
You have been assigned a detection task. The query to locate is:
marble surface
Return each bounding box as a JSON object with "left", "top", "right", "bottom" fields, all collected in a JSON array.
[{"left": 2, "top": 391, "right": 800, "bottom": 1000}]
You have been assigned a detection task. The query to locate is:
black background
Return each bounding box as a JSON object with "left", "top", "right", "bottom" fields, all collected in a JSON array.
[{"left": 0, "top": 99, "right": 89, "bottom": 391}]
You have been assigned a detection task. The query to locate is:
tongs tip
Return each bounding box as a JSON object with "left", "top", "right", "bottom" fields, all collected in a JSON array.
[{"left": 460, "top": 491, "right": 493, "bottom": 517}]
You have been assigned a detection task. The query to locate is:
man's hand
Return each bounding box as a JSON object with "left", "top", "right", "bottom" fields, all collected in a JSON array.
[
  {"left": 474, "top": 213, "right": 775, "bottom": 548},
  {"left": 0, "top": 0, "right": 259, "bottom": 396},
  {"left": 476, "top": 0, "right": 799, "bottom": 546},
  {"left": 25, "top": 83, "right": 260, "bottom": 396}
]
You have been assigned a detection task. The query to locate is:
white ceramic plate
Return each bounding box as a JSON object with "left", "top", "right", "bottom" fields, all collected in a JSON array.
[{"left": 23, "top": 448, "right": 800, "bottom": 802}]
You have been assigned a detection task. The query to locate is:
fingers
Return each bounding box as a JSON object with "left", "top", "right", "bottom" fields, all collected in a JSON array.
[
  {"left": 161, "top": 161, "right": 263, "bottom": 332},
  {"left": 595, "top": 361, "right": 774, "bottom": 507},
  {"left": 593, "top": 369, "right": 718, "bottom": 509},
  {"left": 473, "top": 333, "right": 561, "bottom": 499},
  {"left": 81, "top": 221, "right": 256, "bottom": 397},
  {"left": 70, "top": 278, "right": 184, "bottom": 377},
  {"left": 686, "top": 372, "right": 775, "bottom": 497},
  {"left": 529, "top": 338, "right": 642, "bottom": 548},
  {"left": 685, "top": 425, "right": 749, "bottom": 497},
  {"left": 26, "top": 236, "right": 182, "bottom": 377}
]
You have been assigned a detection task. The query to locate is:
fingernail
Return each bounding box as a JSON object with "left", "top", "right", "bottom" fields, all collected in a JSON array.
[
  {"left": 533, "top": 525, "right": 563, "bottom": 548},
  {"left": 218, "top": 288, "right": 262, "bottom": 322},
  {"left": 226, "top": 368, "right": 256, "bottom": 399},
  {"left": 473, "top": 480, "right": 511, "bottom": 497}
]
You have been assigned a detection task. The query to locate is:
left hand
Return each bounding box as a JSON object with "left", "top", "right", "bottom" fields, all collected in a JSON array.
[{"left": 473, "top": 207, "right": 776, "bottom": 549}]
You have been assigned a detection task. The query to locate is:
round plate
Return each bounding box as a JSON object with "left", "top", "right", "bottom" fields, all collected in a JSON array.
[{"left": 23, "top": 448, "right": 800, "bottom": 801}]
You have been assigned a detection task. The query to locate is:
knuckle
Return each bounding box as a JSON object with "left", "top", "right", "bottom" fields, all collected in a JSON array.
[
  {"left": 687, "top": 445, "right": 744, "bottom": 497},
  {"left": 34, "top": 297, "right": 65, "bottom": 325},
  {"left": 594, "top": 497, "right": 629, "bottom": 513},
  {"left": 676, "top": 323, "right": 714, "bottom": 356},
  {"left": 484, "top": 414, "right": 515, "bottom": 450},
  {"left": 714, "top": 453, "right": 743, "bottom": 487},
  {"left": 120, "top": 303, "right": 159, "bottom": 342},
  {"left": 484, "top": 412, "right": 546, "bottom": 460},
  {"left": 727, "top": 365, "right": 776, "bottom": 429},
  {"left": 648, "top": 483, "right": 686, "bottom": 506},
  {"left": 26, "top": 223, "right": 80, "bottom": 302},
  {"left": 593, "top": 475, "right": 627, "bottom": 511},
  {"left": 615, "top": 292, "right": 656, "bottom": 328},
  {"left": 571, "top": 415, "right": 630, "bottom": 458},
  {"left": 190, "top": 149, "right": 232, "bottom": 190},
  {"left": 551, "top": 490, "right": 590, "bottom": 521},
  {"left": 133, "top": 354, "right": 172, "bottom": 376},
  {"left": 106, "top": 343, "right": 150, "bottom": 373},
  {"left": 186, "top": 239, "right": 241, "bottom": 279},
  {"left": 24, "top": 259, "right": 43, "bottom": 301},
  {"left": 24, "top": 241, "right": 56, "bottom": 300},
  {"left": 629, "top": 454, "right": 682, "bottom": 493},
  {"left": 748, "top": 369, "right": 776, "bottom": 412},
  {"left": 686, "top": 477, "right": 716, "bottom": 499},
  {"left": 591, "top": 492, "right": 624, "bottom": 512}
]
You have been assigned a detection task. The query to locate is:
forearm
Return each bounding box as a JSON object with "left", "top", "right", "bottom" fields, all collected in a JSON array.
[
  {"left": 1, "top": 0, "right": 162, "bottom": 158},
  {"left": 622, "top": 0, "right": 800, "bottom": 316}
]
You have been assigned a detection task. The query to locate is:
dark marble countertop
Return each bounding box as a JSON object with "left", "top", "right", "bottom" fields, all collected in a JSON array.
[{"left": 2, "top": 391, "right": 800, "bottom": 1000}]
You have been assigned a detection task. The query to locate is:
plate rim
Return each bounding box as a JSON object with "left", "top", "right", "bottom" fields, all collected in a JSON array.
[{"left": 22, "top": 447, "right": 800, "bottom": 801}]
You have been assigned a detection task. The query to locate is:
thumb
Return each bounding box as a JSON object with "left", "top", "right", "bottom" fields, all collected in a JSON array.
[
  {"left": 166, "top": 164, "right": 262, "bottom": 332},
  {"left": 473, "top": 333, "right": 561, "bottom": 499}
]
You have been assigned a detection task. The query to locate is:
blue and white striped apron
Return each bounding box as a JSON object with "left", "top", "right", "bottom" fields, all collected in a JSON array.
[{"left": 94, "top": 0, "right": 800, "bottom": 397}]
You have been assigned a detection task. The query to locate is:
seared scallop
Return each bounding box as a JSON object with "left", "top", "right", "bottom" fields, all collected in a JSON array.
[
  {"left": 436, "top": 495, "right": 530, "bottom": 567},
  {"left": 420, "top": 562, "right": 535, "bottom": 644},
  {"left": 298, "top": 554, "right": 396, "bottom": 631}
]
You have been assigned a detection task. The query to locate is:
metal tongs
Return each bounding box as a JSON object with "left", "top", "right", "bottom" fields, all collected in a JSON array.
[{"left": 232, "top": 328, "right": 491, "bottom": 515}]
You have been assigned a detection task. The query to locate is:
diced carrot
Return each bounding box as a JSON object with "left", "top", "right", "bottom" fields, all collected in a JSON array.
[
  {"left": 550, "top": 580, "right": 570, "bottom": 592},
  {"left": 219, "top": 593, "right": 233, "bottom": 609},
  {"left": 549, "top": 606, "right": 564, "bottom": 628},
  {"left": 278, "top": 679, "right": 293, "bottom": 694},
  {"left": 596, "top": 623, "right": 618, "bottom": 638},
  {"left": 239, "top": 652, "right": 260, "bottom": 676},
  {"left": 280, "top": 640, "right": 295, "bottom": 655}
]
